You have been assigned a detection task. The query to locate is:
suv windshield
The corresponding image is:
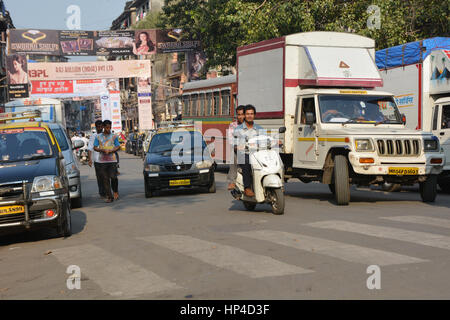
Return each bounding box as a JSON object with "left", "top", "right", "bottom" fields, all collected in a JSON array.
[
  {"left": 319, "top": 95, "right": 402, "bottom": 124},
  {"left": 149, "top": 131, "right": 207, "bottom": 154},
  {"left": 0, "top": 128, "right": 54, "bottom": 163}
]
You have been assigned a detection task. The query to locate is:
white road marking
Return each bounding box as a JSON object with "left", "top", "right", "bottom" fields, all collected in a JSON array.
[
  {"left": 306, "top": 220, "right": 450, "bottom": 251},
  {"left": 382, "top": 216, "right": 450, "bottom": 229},
  {"left": 235, "top": 230, "right": 426, "bottom": 266},
  {"left": 52, "top": 244, "right": 181, "bottom": 298},
  {"left": 139, "top": 235, "right": 313, "bottom": 278}
]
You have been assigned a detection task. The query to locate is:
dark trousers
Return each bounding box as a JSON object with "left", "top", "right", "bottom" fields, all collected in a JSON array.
[
  {"left": 98, "top": 162, "right": 118, "bottom": 200},
  {"left": 94, "top": 162, "right": 106, "bottom": 197},
  {"left": 239, "top": 154, "right": 252, "bottom": 189}
]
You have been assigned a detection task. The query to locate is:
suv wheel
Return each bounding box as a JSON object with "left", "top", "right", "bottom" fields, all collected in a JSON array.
[{"left": 145, "top": 181, "right": 153, "bottom": 198}]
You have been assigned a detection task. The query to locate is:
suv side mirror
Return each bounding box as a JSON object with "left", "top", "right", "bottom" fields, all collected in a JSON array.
[
  {"left": 401, "top": 113, "right": 406, "bottom": 125},
  {"left": 305, "top": 112, "right": 315, "bottom": 125},
  {"left": 279, "top": 126, "right": 286, "bottom": 134}
]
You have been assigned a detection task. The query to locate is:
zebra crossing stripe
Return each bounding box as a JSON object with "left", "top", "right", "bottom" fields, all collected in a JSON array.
[
  {"left": 306, "top": 220, "right": 450, "bottom": 251},
  {"left": 52, "top": 244, "right": 181, "bottom": 298},
  {"left": 139, "top": 235, "right": 313, "bottom": 278},
  {"left": 381, "top": 216, "right": 450, "bottom": 229},
  {"left": 235, "top": 230, "right": 426, "bottom": 266}
]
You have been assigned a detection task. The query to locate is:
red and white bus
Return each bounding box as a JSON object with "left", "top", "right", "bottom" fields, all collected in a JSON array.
[{"left": 181, "top": 75, "right": 237, "bottom": 163}]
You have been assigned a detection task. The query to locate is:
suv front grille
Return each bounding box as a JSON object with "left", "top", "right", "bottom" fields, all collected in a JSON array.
[
  {"left": 0, "top": 182, "right": 25, "bottom": 201},
  {"left": 376, "top": 139, "right": 421, "bottom": 156}
]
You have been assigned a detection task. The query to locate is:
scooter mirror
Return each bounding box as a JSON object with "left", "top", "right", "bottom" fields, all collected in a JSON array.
[{"left": 279, "top": 126, "right": 286, "bottom": 133}]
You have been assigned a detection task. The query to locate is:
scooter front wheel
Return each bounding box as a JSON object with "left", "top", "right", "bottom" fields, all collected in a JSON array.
[{"left": 268, "top": 188, "right": 284, "bottom": 215}]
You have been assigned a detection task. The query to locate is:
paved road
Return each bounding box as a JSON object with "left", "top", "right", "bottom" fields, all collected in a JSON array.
[{"left": 1, "top": 151, "right": 450, "bottom": 299}]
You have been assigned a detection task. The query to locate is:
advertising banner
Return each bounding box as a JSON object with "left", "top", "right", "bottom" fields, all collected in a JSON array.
[
  {"left": 137, "top": 76, "right": 153, "bottom": 130},
  {"left": 6, "top": 53, "right": 29, "bottom": 98},
  {"left": 30, "top": 79, "right": 112, "bottom": 97},
  {"left": 9, "top": 29, "right": 60, "bottom": 55},
  {"left": 187, "top": 51, "right": 207, "bottom": 81},
  {"left": 95, "top": 30, "right": 135, "bottom": 56},
  {"left": 109, "top": 92, "right": 123, "bottom": 133},
  {"left": 59, "top": 30, "right": 96, "bottom": 56},
  {"left": 28, "top": 60, "right": 151, "bottom": 80},
  {"left": 156, "top": 29, "right": 201, "bottom": 53}
]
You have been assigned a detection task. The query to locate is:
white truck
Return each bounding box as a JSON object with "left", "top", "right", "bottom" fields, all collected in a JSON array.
[
  {"left": 376, "top": 38, "right": 450, "bottom": 193},
  {"left": 237, "top": 31, "right": 445, "bottom": 205}
]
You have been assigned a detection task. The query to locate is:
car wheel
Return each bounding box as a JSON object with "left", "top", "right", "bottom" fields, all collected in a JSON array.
[
  {"left": 57, "top": 204, "right": 72, "bottom": 238},
  {"left": 208, "top": 180, "right": 216, "bottom": 193},
  {"left": 145, "top": 181, "right": 153, "bottom": 198}
]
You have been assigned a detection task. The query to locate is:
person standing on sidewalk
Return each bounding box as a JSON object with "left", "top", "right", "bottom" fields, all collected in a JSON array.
[
  {"left": 93, "top": 120, "right": 121, "bottom": 203},
  {"left": 227, "top": 105, "right": 246, "bottom": 190},
  {"left": 88, "top": 120, "right": 106, "bottom": 198}
]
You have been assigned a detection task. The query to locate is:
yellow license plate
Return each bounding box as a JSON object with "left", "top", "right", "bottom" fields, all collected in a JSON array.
[
  {"left": 388, "top": 167, "right": 419, "bottom": 175},
  {"left": 0, "top": 205, "right": 25, "bottom": 215},
  {"left": 169, "top": 179, "right": 191, "bottom": 186}
]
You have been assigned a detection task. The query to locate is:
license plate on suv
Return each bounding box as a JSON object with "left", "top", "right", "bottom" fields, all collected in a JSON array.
[
  {"left": 0, "top": 205, "right": 25, "bottom": 215},
  {"left": 388, "top": 167, "right": 419, "bottom": 175}
]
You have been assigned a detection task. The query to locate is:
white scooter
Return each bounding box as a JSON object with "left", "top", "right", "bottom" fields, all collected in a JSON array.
[{"left": 231, "top": 128, "right": 286, "bottom": 215}]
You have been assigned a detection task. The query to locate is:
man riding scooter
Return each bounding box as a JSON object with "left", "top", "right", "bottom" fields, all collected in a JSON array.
[
  {"left": 235, "top": 104, "right": 265, "bottom": 197},
  {"left": 227, "top": 105, "right": 246, "bottom": 191}
]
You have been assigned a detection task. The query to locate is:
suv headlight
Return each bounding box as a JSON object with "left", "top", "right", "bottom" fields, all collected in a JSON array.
[
  {"left": 144, "top": 164, "right": 160, "bottom": 172},
  {"left": 195, "top": 160, "right": 213, "bottom": 169},
  {"left": 355, "top": 139, "right": 374, "bottom": 152},
  {"left": 31, "top": 176, "right": 64, "bottom": 193},
  {"left": 424, "top": 136, "right": 439, "bottom": 151}
]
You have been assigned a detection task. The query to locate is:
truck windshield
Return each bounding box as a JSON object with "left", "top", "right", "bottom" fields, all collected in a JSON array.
[
  {"left": 319, "top": 95, "right": 402, "bottom": 124},
  {"left": 0, "top": 129, "right": 53, "bottom": 163}
]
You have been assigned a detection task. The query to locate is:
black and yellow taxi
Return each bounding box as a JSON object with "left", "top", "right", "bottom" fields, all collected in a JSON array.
[
  {"left": 0, "top": 111, "right": 71, "bottom": 237},
  {"left": 143, "top": 123, "right": 216, "bottom": 197}
]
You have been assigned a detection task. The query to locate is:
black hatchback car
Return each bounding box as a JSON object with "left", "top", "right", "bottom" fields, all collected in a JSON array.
[
  {"left": 0, "top": 121, "right": 72, "bottom": 237},
  {"left": 143, "top": 128, "right": 216, "bottom": 197}
]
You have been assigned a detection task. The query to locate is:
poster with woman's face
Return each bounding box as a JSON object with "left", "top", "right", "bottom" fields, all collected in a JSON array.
[
  {"left": 187, "top": 51, "right": 206, "bottom": 81},
  {"left": 137, "top": 77, "right": 151, "bottom": 91},
  {"left": 7, "top": 53, "right": 29, "bottom": 98},
  {"left": 133, "top": 30, "right": 157, "bottom": 56}
]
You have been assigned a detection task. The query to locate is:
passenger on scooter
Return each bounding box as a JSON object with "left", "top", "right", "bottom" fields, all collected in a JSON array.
[
  {"left": 234, "top": 104, "right": 265, "bottom": 197},
  {"left": 227, "top": 105, "right": 246, "bottom": 190}
]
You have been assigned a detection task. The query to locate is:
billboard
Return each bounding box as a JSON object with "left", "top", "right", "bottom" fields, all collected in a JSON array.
[
  {"left": 9, "top": 28, "right": 201, "bottom": 56},
  {"left": 156, "top": 29, "right": 201, "bottom": 53},
  {"left": 30, "top": 79, "right": 115, "bottom": 98},
  {"left": 28, "top": 60, "right": 151, "bottom": 81},
  {"left": 59, "top": 30, "right": 96, "bottom": 56},
  {"left": 9, "top": 29, "right": 60, "bottom": 55},
  {"left": 6, "top": 53, "right": 29, "bottom": 98},
  {"left": 137, "top": 76, "right": 153, "bottom": 130},
  {"left": 187, "top": 51, "right": 207, "bottom": 81}
]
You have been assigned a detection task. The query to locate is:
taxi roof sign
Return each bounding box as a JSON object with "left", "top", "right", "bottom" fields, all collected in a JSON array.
[{"left": 0, "top": 110, "right": 42, "bottom": 122}]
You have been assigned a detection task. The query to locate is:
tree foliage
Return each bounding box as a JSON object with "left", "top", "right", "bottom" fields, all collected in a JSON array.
[{"left": 159, "top": 0, "right": 449, "bottom": 68}]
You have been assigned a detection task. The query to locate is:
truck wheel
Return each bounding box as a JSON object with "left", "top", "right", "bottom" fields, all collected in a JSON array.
[
  {"left": 243, "top": 201, "right": 256, "bottom": 211},
  {"left": 382, "top": 183, "right": 402, "bottom": 192},
  {"left": 268, "top": 188, "right": 285, "bottom": 215},
  {"left": 57, "top": 206, "right": 72, "bottom": 238},
  {"left": 438, "top": 181, "right": 450, "bottom": 193},
  {"left": 420, "top": 175, "right": 438, "bottom": 202},
  {"left": 333, "top": 155, "right": 350, "bottom": 205}
]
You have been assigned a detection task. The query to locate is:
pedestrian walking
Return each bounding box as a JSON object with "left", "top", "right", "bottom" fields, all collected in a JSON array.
[
  {"left": 93, "top": 120, "right": 121, "bottom": 203},
  {"left": 88, "top": 120, "right": 106, "bottom": 198}
]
